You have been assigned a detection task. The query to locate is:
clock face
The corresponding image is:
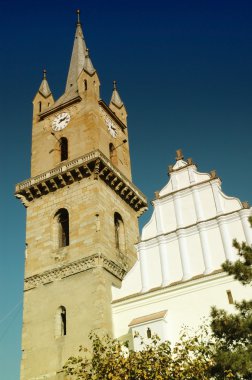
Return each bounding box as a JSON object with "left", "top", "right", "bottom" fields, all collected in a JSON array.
[
  {"left": 106, "top": 117, "right": 117, "bottom": 138},
  {"left": 52, "top": 112, "right": 71, "bottom": 131}
]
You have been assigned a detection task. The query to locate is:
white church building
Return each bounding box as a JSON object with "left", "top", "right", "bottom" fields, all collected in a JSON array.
[{"left": 112, "top": 149, "right": 252, "bottom": 349}]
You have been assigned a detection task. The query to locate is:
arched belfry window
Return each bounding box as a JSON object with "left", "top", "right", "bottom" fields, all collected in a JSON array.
[
  {"left": 55, "top": 306, "right": 66, "bottom": 338},
  {"left": 59, "top": 137, "right": 68, "bottom": 161},
  {"left": 114, "top": 212, "right": 125, "bottom": 254},
  {"left": 54, "top": 208, "right": 69, "bottom": 248},
  {"left": 109, "top": 143, "right": 118, "bottom": 166}
]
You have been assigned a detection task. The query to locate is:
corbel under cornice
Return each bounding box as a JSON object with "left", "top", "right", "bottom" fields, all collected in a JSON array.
[{"left": 15, "top": 150, "right": 147, "bottom": 216}]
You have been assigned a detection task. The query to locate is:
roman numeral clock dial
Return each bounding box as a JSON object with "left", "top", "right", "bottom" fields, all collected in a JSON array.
[{"left": 52, "top": 112, "right": 71, "bottom": 131}]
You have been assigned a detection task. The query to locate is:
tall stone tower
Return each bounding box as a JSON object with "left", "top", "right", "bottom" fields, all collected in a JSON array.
[{"left": 15, "top": 11, "right": 147, "bottom": 380}]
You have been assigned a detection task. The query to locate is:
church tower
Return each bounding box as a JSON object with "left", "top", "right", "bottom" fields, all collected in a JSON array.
[{"left": 15, "top": 11, "right": 147, "bottom": 380}]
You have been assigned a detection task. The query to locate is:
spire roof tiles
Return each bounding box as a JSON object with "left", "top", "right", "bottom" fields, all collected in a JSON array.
[
  {"left": 83, "top": 48, "right": 96, "bottom": 75},
  {"left": 65, "top": 11, "right": 87, "bottom": 92},
  {"left": 110, "top": 81, "right": 124, "bottom": 108},
  {"left": 38, "top": 69, "right": 52, "bottom": 98}
]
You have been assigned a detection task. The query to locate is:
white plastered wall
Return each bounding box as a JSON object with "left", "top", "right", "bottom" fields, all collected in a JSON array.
[{"left": 112, "top": 156, "right": 252, "bottom": 344}]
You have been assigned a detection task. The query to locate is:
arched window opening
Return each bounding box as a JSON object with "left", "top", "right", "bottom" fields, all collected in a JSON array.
[
  {"left": 109, "top": 143, "right": 118, "bottom": 166},
  {"left": 114, "top": 212, "right": 125, "bottom": 254},
  {"left": 147, "top": 327, "right": 152, "bottom": 339},
  {"left": 38, "top": 101, "right": 42, "bottom": 113},
  {"left": 55, "top": 208, "right": 69, "bottom": 248},
  {"left": 59, "top": 137, "right": 68, "bottom": 161},
  {"left": 84, "top": 79, "right": 87, "bottom": 91},
  {"left": 55, "top": 306, "right": 66, "bottom": 338}
]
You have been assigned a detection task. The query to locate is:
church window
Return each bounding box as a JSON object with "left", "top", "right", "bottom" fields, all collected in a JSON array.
[
  {"left": 55, "top": 306, "right": 66, "bottom": 337},
  {"left": 38, "top": 101, "right": 42, "bottom": 112},
  {"left": 226, "top": 290, "right": 234, "bottom": 304},
  {"left": 147, "top": 327, "right": 152, "bottom": 339},
  {"left": 54, "top": 208, "right": 70, "bottom": 248},
  {"left": 109, "top": 143, "right": 118, "bottom": 166},
  {"left": 114, "top": 212, "right": 125, "bottom": 254},
  {"left": 84, "top": 79, "right": 87, "bottom": 90},
  {"left": 59, "top": 137, "right": 68, "bottom": 161}
]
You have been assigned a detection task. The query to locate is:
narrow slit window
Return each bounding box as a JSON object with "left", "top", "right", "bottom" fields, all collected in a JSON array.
[
  {"left": 59, "top": 137, "right": 68, "bottom": 161},
  {"left": 55, "top": 208, "right": 70, "bottom": 248},
  {"left": 38, "top": 101, "right": 42, "bottom": 113},
  {"left": 226, "top": 290, "right": 234, "bottom": 304},
  {"left": 84, "top": 79, "right": 87, "bottom": 90},
  {"left": 114, "top": 212, "right": 125, "bottom": 254},
  {"left": 60, "top": 307, "right": 67, "bottom": 335},
  {"left": 55, "top": 306, "right": 66, "bottom": 338},
  {"left": 147, "top": 327, "right": 151, "bottom": 339}
]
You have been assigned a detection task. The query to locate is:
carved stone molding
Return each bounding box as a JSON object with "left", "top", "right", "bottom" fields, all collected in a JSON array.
[
  {"left": 24, "top": 253, "right": 126, "bottom": 291},
  {"left": 15, "top": 149, "right": 147, "bottom": 216}
]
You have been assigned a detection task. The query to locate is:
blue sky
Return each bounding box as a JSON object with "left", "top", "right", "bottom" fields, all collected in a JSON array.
[{"left": 1, "top": 0, "right": 252, "bottom": 378}]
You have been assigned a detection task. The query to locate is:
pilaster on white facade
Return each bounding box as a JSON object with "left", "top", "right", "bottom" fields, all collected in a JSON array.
[
  {"left": 217, "top": 218, "right": 235, "bottom": 261},
  {"left": 192, "top": 187, "right": 204, "bottom": 221},
  {"left": 239, "top": 210, "right": 252, "bottom": 246},
  {"left": 188, "top": 165, "right": 196, "bottom": 184},
  {"left": 211, "top": 181, "right": 224, "bottom": 215},
  {"left": 157, "top": 236, "right": 171, "bottom": 286},
  {"left": 170, "top": 172, "right": 178, "bottom": 191},
  {"left": 197, "top": 223, "right": 213, "bottom": 274},
  {"left": 173, "top": 193, "right": 184, "bottom": 228},
  {"left": 177, "top": 229, "right": 191, "bottom": 280},
  {"left": 155, "top": 200, "right": 165, "bottom": 234},
  {"left": 138, "top": 243, "right": 149, "bottom": 292}
]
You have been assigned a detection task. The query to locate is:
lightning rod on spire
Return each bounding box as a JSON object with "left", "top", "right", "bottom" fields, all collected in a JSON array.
[{"left": 76, "top": 9, "right": 81, "bottom": 25}]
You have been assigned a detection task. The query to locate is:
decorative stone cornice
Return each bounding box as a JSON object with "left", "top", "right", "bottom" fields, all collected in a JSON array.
[
  {"left": 15, "top": 150, "right": 147, "bottom": 215},
  {"left": 24, "top": 253, "right": 126, "bottom": 291}
]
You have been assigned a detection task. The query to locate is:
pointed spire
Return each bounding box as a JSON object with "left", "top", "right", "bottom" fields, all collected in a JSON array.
[
  {"left": 38, "top": 69, "right": 52, "bottom": 97},
  {"left": 110, "top": 81, "right": 124, "bottom": 108},
  {"left": 65, "top": 9, "right": 87, "bottom": 92},
  {"left": 83, "top": 48, "right": 96, "bottom": 75}
]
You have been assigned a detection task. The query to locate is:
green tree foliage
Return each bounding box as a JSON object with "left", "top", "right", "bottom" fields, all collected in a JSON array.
[
  {"left": 64, "top": 328, "right": 213, "bottom": 380},
  {"left": 210, "top": 217, "right": 252, "bottom": 379}
]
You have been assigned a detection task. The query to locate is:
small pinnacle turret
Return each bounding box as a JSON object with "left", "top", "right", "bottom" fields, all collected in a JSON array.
[
  {"left": 176, "top": 149, "right": 184, "bottom": 161},
  {"left": 83, "top": 48, "right": 96, "bottom": 75},
  {"left": 110, "top": 81, "right": 124, "bottom": 108},
  {"left": 38, "top": 69, "right": 52, "bottom": 98},
  {"left": 65, "top": 9, "right": 87, "bottom": 92}
]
